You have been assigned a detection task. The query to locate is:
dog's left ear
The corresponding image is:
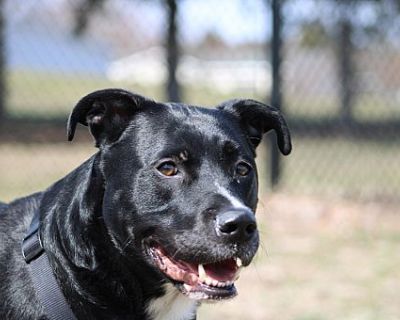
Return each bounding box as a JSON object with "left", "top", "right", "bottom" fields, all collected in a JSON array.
[
  {"left": 67, "top": 88, "right": 154, "bottom": 147},
  {"left": 218, "top": 99, "right": 292, "bottom": 155}
]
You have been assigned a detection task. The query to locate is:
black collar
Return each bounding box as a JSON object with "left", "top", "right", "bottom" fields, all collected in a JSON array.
[{"left": 22, "top": 211, "right": 77, "bottom": 320}]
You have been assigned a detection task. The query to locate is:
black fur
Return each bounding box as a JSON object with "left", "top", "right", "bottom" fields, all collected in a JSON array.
[{"left": 0, "top": 89, "right": 291, "bottom": 319}]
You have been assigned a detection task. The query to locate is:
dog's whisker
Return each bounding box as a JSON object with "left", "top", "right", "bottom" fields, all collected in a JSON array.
[
  {"left": 258, "top": 240, "right": 270, "bottom": 258},
  {"left": 121, "top": 235, "right": 135, "bottom": 252}
]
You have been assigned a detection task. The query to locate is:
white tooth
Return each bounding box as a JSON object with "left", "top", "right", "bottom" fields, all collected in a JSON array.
[
  {"left": 212, "top": 280, "right": 219, "bottom": 287},
  {"left": 236, "top": 257, "right": 242, "bottom": 268},
  {"left": 234, "top": 268, "right": 242, "bottom": 280},
  {"left": 183, "top": 284, "right": 192, "bottom": 291},
  {"left": 205, "top": 278, "right": 213, "bottom": 286},
  {"left": 198, "top": 264, "right": 206, "bottom": 282}
]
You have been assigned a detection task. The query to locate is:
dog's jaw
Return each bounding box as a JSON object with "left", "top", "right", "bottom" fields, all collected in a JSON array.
[
  {"left": 145, "top": 242, "right": 245, "bottom": 301},
  {"left": 146, "top": 283, "right": 197, "bottom": 320}
]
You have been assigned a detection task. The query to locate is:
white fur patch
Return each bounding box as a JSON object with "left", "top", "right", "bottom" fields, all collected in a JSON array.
[
  {"left": 215, "top": 183, "right": 249, "bottom": 210},
  {"left": 146, "top": 283, "right": 197, "bottom": 320}
]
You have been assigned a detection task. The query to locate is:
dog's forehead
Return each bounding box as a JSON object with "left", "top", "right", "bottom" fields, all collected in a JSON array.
[
  {"left": 164, "top": 102, "right": 224, "bottom": 128},
  {"left": 128, "top": 102, "right": 247, "bottom": 158},
  {"left": 144, "top": 103, "right": 237, "bottom": 137}
]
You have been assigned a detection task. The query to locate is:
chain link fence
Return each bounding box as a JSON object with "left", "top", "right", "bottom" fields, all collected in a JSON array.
[
  {"left": 1, "top": 2, "right": 400, "bottom": 320},
  {"left": 0, "top": 0, "right": 399, "bottom": 203}
]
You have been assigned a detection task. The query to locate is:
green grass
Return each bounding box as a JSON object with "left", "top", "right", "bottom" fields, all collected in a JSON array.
[
  {"left": 7, "top": 69, "right": 399, "bottom": 122},
  {"left": 6, "top": 69, "right": 166, "bottom": 118},
  {"left": 6, "top": 69, "right": 265, "bottom": 118}
]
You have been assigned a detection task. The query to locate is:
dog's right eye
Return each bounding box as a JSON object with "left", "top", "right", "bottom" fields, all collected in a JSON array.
[{"left": 157, "top": 161, "right": 178, "bottom": 177}]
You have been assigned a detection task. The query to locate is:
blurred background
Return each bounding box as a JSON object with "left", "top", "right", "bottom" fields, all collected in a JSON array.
[{"left": 0, "top": 0, "right": 399, "bottom": 319}]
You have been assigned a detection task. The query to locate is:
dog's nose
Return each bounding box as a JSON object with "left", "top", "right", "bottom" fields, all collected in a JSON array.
[{"left": 216, "top": 209, "right": 257, "bottom": 242}]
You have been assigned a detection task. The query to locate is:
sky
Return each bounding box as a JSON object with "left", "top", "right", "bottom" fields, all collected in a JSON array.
[
  {"left": 5, "top": 0, "right": 398, "bottom": 73},
  {"left": 6, "top": 0, "right": 272, "bottom": 45},
  {"left": 6, "top": 0, "right": 391, "bottom": 46},
  {"left": 179, "top": 0, "right": 270, "bottom": 45}
]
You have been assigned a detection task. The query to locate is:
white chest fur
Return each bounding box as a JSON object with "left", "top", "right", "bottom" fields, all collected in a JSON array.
[{"left": 146, "top": 283, "right": 197, "bottom": 320}]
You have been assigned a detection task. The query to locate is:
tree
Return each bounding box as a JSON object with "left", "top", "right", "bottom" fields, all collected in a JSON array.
[
  {"left": 73, "top": 0, "right": 181, "bottom": 102},
  {"left": 337, "top": 3, "right": 355, "bottom": 125},
  {"left": 0, "top": 0, "right": 5, "bottom": 123},
  {"left": 294, "top": 0, "right": 400, "bottom": 126},
  {"left": 164, "top": 0, "right": 181, "bottom": 102}
]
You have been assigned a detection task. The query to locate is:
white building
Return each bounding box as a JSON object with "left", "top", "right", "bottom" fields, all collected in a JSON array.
[{"left": 107, "top": 47, "right": 271, "bottom": 94}]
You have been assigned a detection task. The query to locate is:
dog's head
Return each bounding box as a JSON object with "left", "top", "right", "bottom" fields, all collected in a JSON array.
[{"left": 68, "top": 89, "right": 291, "bottom": 301}]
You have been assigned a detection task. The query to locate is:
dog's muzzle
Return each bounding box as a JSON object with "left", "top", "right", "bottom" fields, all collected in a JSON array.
[{"left": 145, "top": 208, "right": 258, "bottom": 301}]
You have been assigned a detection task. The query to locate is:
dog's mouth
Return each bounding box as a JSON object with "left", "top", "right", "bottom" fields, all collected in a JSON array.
[{"left": 147, "top": 244, "right": 242, "bottom": 301}]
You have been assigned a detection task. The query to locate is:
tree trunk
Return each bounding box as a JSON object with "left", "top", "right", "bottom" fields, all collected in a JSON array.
[
  {"left": 268, "top": 0, "right": 283, "bottom": 188},
  {"left": 165, "top": 0, "right": 181, "bottom": 102},
  {"left": 0, "top": 0, "right": 5, "bottom": 123},
  {"left": 338, "top": 17, "right": 355, "bottom": 127}
]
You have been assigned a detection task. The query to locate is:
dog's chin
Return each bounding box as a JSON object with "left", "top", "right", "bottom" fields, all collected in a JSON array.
[{"left": 146, "top": 244, "right": 243, "bottom": 301}]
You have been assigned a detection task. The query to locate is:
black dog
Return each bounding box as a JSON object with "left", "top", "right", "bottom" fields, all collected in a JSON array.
[{"left": 0, "top": 89, "right": 291, "bottom": 320}]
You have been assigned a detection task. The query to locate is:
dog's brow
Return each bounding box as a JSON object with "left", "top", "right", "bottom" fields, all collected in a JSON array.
[
  {"left": 223, "top": 141, "right": 240, "bottom": 154},
  {"left": 157, "top": 148, "right": 190, "bottom": 162},
  {"left": 179, "top": 150, "right": 189, "bottom": 161}
]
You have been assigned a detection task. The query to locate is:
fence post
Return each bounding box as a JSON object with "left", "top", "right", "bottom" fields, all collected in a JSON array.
[
  {"left": 165, "top": 0, "right": 181, "bottom": 102},
  {"left": 268, "top": 0, "right": 283, "bottom": 188}
]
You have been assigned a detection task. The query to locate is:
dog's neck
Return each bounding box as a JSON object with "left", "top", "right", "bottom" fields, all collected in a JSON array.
[{"left": 37, "top": 154, "right": 169, "bottom": 319}]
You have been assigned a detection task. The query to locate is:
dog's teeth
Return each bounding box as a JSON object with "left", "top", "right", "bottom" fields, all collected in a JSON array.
[
  {"left": 212, "top": 280, "right": 219, "bottom": 287},
  {"left": 236, "top": 257, "right": 242, "bottom": 268},
  {"left": 234, "top": 266, "right": 242, "bottom": 280},
  {"left": 205, "top": 278, "right": 213, "bottom": 286},
  {"left": 183, "top": 284, "right": 192, "bottom": 292},
  {"left": 198, "top": 264, "right": 206, "bottom": 282}
]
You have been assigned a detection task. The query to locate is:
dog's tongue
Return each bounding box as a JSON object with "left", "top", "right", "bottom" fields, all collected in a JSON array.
[{"left": 203, "top": 259, "right": 237, "bottom": 282}]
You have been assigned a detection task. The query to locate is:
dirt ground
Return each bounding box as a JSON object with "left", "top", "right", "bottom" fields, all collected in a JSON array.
[{"left": 198, "top": 193, "right": 400, "bottom": 320}]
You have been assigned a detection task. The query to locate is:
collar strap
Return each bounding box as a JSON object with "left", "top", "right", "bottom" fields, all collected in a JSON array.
[
  {"left": 22, "top": 212, "right": 77, "bottom": 320},
  {"left": 22, "top": 213, "right": 43, "bottom": 263}
]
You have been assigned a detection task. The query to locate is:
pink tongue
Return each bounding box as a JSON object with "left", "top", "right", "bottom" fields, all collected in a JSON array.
[{"left": 204, "top": 260, "right": 237, "bottom": 282}]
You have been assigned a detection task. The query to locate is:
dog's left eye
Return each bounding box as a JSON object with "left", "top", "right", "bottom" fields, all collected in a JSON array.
[
  {"left": 236, "top": 162, "right": 252, "bottom": 177},
  {"left": 157, "top": 161, "right": 179, "bottom": 177}
]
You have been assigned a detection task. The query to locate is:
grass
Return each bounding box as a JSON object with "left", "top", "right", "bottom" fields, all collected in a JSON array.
[
  {"left": 277, "top": 136, "right": 400, "bottom": 201},
  {"left": 0, "top": 142, "right": 95, "bottom": 201},
  {"left": 1, "top": 136, "right": 399, "bottom": 202},
  {"left": 6, "top": 69, "right": 262, "bottom": 119},
  {"left": 6, "top": 70, "right": 165, "bottom": 119},
  {"left": 7, "top": 69, "right": 400, "bottom": 122},
  {"left": 198, "top": 193, "right": 400, "bottom": 320}
]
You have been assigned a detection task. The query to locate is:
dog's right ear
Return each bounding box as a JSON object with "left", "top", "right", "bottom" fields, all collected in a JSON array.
[
  {"left": 218, "top": 99, "right": 292, "bottom": 155},
  {"left": 67, "top": 89, "right": 154, "bottom": 147}
]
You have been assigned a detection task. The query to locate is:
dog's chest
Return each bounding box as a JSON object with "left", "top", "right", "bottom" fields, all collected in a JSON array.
[{"left": 146, "top": 284, "right": 197, "bottom": 320}]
